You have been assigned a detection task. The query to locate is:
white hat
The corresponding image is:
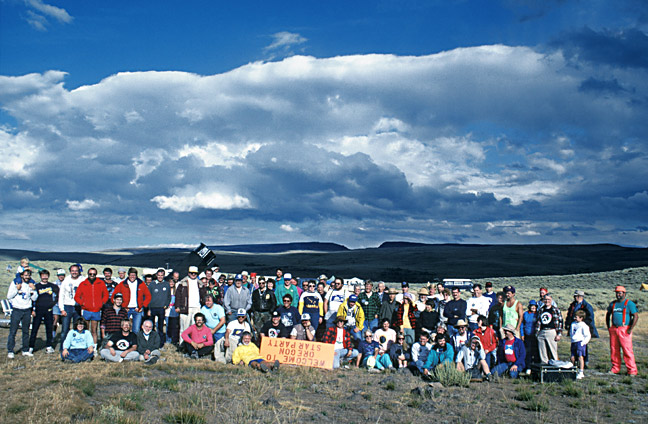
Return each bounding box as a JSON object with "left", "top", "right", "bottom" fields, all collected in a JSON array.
[
  {"left": 188, "top": 266, "right": 199, "bottom": 273},
  {"left": 237, "top": 308, "right": 247, "bottom": 317},
  {"left": 241, "top": 270, "right": 249, "bottom": 276},
  {"left": 284, "top": 273, "right": 292, "bottom": 280},
  {"left": 56, "top": 269, "right": 65, "bottom": 276}
]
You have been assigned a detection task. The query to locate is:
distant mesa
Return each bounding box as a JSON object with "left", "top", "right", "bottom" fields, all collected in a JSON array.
[{"left": 208, "top": 242, "right": 349, "bottom": 253}]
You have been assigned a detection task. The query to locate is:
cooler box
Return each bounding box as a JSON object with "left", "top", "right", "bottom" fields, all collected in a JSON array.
[{"left": 530, "top": 363, "right": 578, "bottom": 383}]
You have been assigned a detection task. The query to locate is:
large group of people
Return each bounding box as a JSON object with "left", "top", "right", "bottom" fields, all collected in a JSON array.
[{"left": 5, "top": 257, "right": 640, "bottom": 379}]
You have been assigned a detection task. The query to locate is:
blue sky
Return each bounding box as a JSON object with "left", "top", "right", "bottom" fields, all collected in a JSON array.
[{"left": 1, "top": 0, "right": 647, "bottom": 251}]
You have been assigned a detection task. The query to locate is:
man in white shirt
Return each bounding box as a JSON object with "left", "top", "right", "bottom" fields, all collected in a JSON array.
[
  {"left": 466, "top": 284, "right": 491, "bottom": 331},
  {"left": 324, "top": 278, "right": 348, "bottom": 328},
  {"left": 58, "top": 264, "right": 85, "bottom": 351}
]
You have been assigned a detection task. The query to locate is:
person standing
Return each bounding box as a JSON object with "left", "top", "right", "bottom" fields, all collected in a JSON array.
[
  {"left": 223, "top": 274, "right": 252, "bottom": 323},
  {"left": 358, "top": 281, "right": 381, "bottom": 332},
  {"left": 502, "top": 285, "right": 524, "bottom": 335},
  {"left": 29, "top": 269, "right": 59, "bottom": 354},
  {"left": 466, "top": 284, "right": 491, "bottom": 331},
  {"left": 112, "top": 268, "right": 151, "bottom": 334},
  {"left": 58, "top": 264, "right": 85, "bottom": 351},
  {"left": 7, "top": 269, "right": 38, "bottom": 358},
  {"left": 443, "top": 288, "right": 467, "bottom": 337},
  {"left": 605, "top": 286, "right": 638, "bottom": 376},
  {"left": 147, "top": 268, "right": 171, "bottom": 347},
  {"left": 74, "top": 267, "right": 109, "bottom": 348},
  {"left": 535, "top": 294, "right": 563, "bottom": 363},
  {"left": 565, "top": 289, "right": 599, "bottom": 366},
  {"left": 298, "top": 281, "right": 324, "bottom": 333},
  {"left": 175, "top": 266, "right": 206, "bottom": 335},
  {"left": 251, "top": 277, "right": 276, "bottom": 333}
]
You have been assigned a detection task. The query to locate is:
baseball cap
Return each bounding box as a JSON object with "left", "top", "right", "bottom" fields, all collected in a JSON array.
[
  {"left": 318, "top": 274, "right": 327, "bottom": 280},
  {"left": 504, "top": 285, "right": 515, "bottom": 293},
  {"left": 56, "top": 269, "right": 65, "bottom": 276},
  {"left": 235, "top": 274, "right": 243, "bottom": 281},
  {"left": 284, "top": 273, "right": 292, "bottom": 280},
  {"left": 236, "top": 308, "right": 246, "bottom": 317},
  {"left": 528, "top": 299, "right": 537, "bottom": 306},
  {"left": 271, "top": 311, "right": 280, "bottom": 318},
  {"left": 301, "top": 314, "right": 310, "bottom": 321},
  {"left": 114, "top": 293, "right": 123, "bottom": 299},
  {"left": 348, "top": 294, "right": 358, "bottom": 303},
  {"left": 485, "top": 281, "right": 493, "bottom": 288},
  {"left": 188, "top": 266, "right": 199, "bottom": 274}
]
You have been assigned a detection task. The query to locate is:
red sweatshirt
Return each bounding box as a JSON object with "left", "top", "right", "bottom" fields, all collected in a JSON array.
[{"left": 181, "top": 324, "right": 214, "bottom": 346}]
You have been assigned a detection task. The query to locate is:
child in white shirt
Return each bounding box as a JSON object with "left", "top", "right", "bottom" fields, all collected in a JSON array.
[{"left": 570, "top": 310, "right": 591, "bottom": 379}]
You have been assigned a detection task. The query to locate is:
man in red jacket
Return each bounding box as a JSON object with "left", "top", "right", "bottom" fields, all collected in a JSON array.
[
  {"left": 74, "top": 267, "right": 109, "bottom": 347},
  {"left": 111, "top": 268, "right": 151, "bottom": 334}
]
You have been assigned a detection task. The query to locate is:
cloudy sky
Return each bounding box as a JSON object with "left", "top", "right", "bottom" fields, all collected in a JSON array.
[{"left": 1, "top": 0, "right": 647, "bottom": 251}]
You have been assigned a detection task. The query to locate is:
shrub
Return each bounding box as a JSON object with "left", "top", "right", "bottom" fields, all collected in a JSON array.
[
  {"left": 433, "top": 363, "right": 470, "bottom": 387},
  {"left": 164, "top": 410, "right": 206, "bottom": 424}
]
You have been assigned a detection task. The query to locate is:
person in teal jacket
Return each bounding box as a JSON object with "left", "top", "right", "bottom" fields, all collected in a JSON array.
[
  {"left": 275, "top": 274, "right": 299, "bottom": 308},
  {"left": 422, "top": 333, "right": 455, "bottom": 377}
]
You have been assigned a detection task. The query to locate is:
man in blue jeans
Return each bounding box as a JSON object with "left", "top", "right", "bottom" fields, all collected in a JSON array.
[
  {"left": 492, "top": 324, "right": 526, "bottom": 378},
  {"left": 146, "top": 268, "right": 171, "bottom": 347},
  {"left": 7, "top": 269, "right": 38, "bottom": 358}
]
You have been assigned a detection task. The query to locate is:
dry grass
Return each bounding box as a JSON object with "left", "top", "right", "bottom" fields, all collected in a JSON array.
[{"left": 1, "top": 260, "right": 647, "bottom": 423}]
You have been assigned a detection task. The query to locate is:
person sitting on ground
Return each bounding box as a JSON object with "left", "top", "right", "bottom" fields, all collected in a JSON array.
[
  {"left": 100, "top": 319, "right": 139, "bottom": 362},
  {"left": 291, "top": 314, "right": 315, "bottom": 341},
  {"left": 357, "top": 329, "right": 392, "bottom": 371},
  {"left": 422, "top": 333, "right": 455, "bottom": 378},
  {"left": 61, "top": 318, "right": 94, "bottom": 363},
  {"left": 451, "top": 319, "right": 472, "bottom": 356},
  {"left": 374, "top": 318, "right": 397, "bottom": 353},
  {"left": 456, "top": 335, "right": 491, "bottom": 380},
  {"left": 181, "top": 312, "right": 214, "bottom": 359},
  {"left": 220, "top": 309, "right": 253, "bottom": 363},
  {"left": 322, "top": 317, "right": 359, "bottom": 369},
  {"left": 137, "top": 319, "right": 162, "bottom": 364},
  {"left": 570, "top": 310, "right": 591, "bottom": 380},
  {"left": 408, "top": 332, "right": 433, "bottom": 375},
  {"left": 492, "top": 324, "right": 526, "bottom": 379},
  {"left": 388, "top": 333, "right": 410, "bottom": 370},
  {"left": 473, "top": 315, "right": 499, "bottom": 368},
  {"left": 260, "top": 310, "right": 290, "bottom": 339},
  {"left": 232, "top": 331, "right": 280, "bottom": 373}
]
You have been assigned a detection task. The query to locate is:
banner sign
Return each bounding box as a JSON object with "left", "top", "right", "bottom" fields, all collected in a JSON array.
[{"left": 259, "top": 337, "right": 335, "bottom": 369}]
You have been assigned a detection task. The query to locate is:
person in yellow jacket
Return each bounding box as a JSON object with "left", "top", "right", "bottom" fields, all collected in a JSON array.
[
  {"left": 337, "top": 294, "right": 365, "bottom": 342},
  {"left": 232, "top": 332, "right": 280, "bottom": 372}
]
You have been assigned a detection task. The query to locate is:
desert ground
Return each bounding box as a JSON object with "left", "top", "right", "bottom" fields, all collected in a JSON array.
[{"left": 1, "top": 259, "right": 646, "bottom": 424}]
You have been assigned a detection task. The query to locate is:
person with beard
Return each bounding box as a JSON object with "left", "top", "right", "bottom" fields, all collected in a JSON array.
[
  {"left": 58, "top": 264, "right": 85, "bottom": 352},
  {"left": 100, "top": 319, "right": 139, "bottom": 362},
  {"left": 260, "top": 310, "right": 290, "bottom": 338},
  {"left": 422, "top": 333, "right": 455, "bottom": 378},
  {"left": 74, "top": 267, "right": 109, "bottom": 350},
  {"left": 112, "top": 268, "right": 151, "bottom": 334},
  {"left": 29, "top": 269, "right": 59, "bottom": 354},
  {"left": 181, "top": 312, "right": 214, "bottom": 359},
  {"left": 232, "top": 332, "right": 280, "bottom": 372},
  {"left": 175, "top": 266, "right": 206, "bottom": 335},
  {"left": 251, "top": 277, "right": 277, "bottom": 334},
  {"left": 146, "top": 268, "right": 171, "bottom": 347}
]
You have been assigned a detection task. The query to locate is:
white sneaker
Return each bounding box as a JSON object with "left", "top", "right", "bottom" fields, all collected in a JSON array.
[
  {"left": 28, "top": 348, "right": 34, "bottom": 354},
  {"left": 22, "top": 351, "right": 34, "bottom": 357},
  {"left": 45, "top": 347, "right": 55, "bottom": 354},
  {"left": 7, "top": 352, "right": 14, "bottom": 359},
  {"left": 576, "top": 372, "right": 584, "bottom": 380}
]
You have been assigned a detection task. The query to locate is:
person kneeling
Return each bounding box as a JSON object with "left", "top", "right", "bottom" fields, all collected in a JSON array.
[
  {"left": 181, "top": 312, "right": 214, "bottom": 359},
  {"left": 61, "top": 318, "right": 94, "bottom": 363},
  {"left": 100, "top": 319, "right": 140, "bottom": 362},
  {"left": 233, "top": 332, "right": 279, "bottom": 373},
  {"left": 456, "top": 336, "right": 492, "bottom": 381},
  {"left": 492, "top": 324, "right": 526, "bottom": 378}
]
